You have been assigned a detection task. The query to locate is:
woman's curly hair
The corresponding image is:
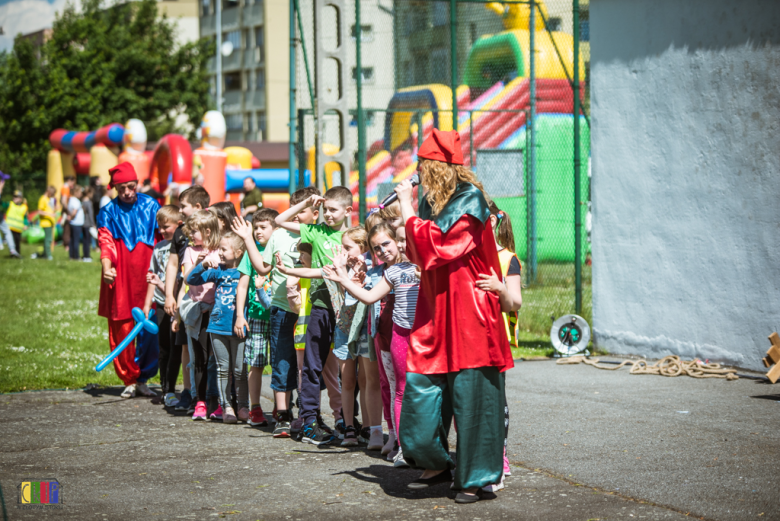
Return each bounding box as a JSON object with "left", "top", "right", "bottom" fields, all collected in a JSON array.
[{"left": 418, "top": 159, "right": 490, "bottom": 216}]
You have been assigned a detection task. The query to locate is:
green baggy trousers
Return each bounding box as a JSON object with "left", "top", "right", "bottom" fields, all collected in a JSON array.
[{"left": 400, "top": 367, "right": 505, "bottom": 490}]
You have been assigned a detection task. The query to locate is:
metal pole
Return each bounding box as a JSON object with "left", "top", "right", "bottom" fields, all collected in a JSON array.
[
  {"left": 215, "top": 0, "right": 222, "bottom": 112},
  {"left": 528, "top": 0, "right": 537, "bottom": 282},
  {"left": 288, "top": 0, "right": 297, "bottom": 195},
  {"left": 450, "top": 0, "right": 458, "bottom": 131},
  {"left": 356, "top": 0, "right": 366, "bottom": 222},
  {"left": 573, "top": 0, "right": 582, "bottom": 314},
  {"left": 417, "top": 110, "right": 424, "bottom": 208},
  {"left": 297, "top": 108, "right": 306, "bottom": 187}
]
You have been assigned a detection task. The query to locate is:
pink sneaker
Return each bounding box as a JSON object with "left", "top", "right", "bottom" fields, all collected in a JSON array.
[
  {"left": 192, "top": 401, "right": 207, "bottom": 421},
  {"left": 223, "top": 406, "right": 237, "bottom": 424},
  {"left": 210, "top": 405, "right": 223, "bottom": 421},
  {"left": 503, "top": 449, "right": 511, "bottom": 476},
  {"left": 237, "top": 407, "right": 250, "bottom": 423}
]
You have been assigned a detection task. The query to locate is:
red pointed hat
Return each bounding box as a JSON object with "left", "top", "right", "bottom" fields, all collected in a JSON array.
[
  {"left": 417, "top": 128, "right": 464, "bottom": 165},
  {"left": 108, "top": 162, "right": 138, "bottom": 188}
]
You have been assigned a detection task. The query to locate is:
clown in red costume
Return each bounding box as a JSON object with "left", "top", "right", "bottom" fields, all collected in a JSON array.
[
  {"left": 98, "top": 162, "right": 160, "bottom": 398},
  {"left": 395, "top": 129, "right": 514, "bottom": 503}
]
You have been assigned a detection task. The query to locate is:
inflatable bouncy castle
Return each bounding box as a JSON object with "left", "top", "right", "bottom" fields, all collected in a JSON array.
[{"left": 46, "top": 112, "right": 301, "bottom": 213}]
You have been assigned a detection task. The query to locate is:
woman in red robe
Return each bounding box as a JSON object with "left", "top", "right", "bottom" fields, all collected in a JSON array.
[{"left": 395, "top": 129, "right": 514, "bottom": 503}]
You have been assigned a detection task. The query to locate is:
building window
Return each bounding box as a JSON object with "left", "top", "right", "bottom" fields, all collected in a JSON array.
[
  {"left": 258, "top": 112, "right": 267, "bottom": 134},
  {"left": 350, "top": 24, "right": 373, "bottom": 42},
  {"left": 351, "top": 66, "right": 374, "bottom": 83},
  {"left": 224, "top": 30, "right": 240, "bottom": 51},
  {"left": 224, "top": 71, "right": 242, "bottom": 91},
  {"left": 579, "top": 20, "right": 590, "bottom": 41},
  {"left": 201, "top": 0, "right": 211, "bottom": 17},
  {"left": 432, "top": 2, "right": 448, "bottom": 27},
  {"left": 223, "top": 0, "right": 238, "bottom": 9},
  {"left": 248, "top": 113, "right": 255, "bottom": 132},
  {"left": 413, "top": 54, "right": 429, "bottom": 85},
  {"left": 255, "top": 26, "right": 264, "bottom": 63},
  {"left": 226, "top": 113, "right": 243, "bottom": 131},
  {"left": 255, "top": 68, "right": 265, "bottom": 90}
]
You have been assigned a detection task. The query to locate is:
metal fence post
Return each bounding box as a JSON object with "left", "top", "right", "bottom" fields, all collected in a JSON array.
[
  {"left": 297, "top": 108, "right": 306, "bottom": 187},
  {"left": 573, "top": 0, "right": 582, "bottom": 314},
  {"left": 356, "top": 0, "right": 367, "bottom": 222},
  {"left": 450, "top": 0, "right": 458, "bottom": 130},
  {"left": 289, "top": 0, "right": 297, "bottom": 195},
  {"left": 528, "top": 0, "right": 538, "bottom": 283},
  {"left": 469, "top": 110, "right": 474, "bottom": 167}
]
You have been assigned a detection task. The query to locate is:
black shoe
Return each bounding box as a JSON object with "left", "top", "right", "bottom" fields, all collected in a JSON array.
[
  {"left": 316, "top": 412, "right": 333, "bottom": 435},
  {"left": 273, "top": 410, "right": 292, "bottom": 438},
  {"left": 290, "top": 416, "right": 304, "bottom": 441},
  {"left": 407, "top": 471, "right": 452, "bottom": 490},
  {"left": 358, "top": 426, "right": 370, "bottom": 444},
  {"left": 207, "top": 396, "right": 219, "bottom": 418},
  {"left": 302, "top": 420, "right": 335, "bottom": 446},
  {"left": 454, "top": 490, "right": 484, "bottom": 504},
  {"left": 334, "top": 419, "right": 346, "bottom": 439}
]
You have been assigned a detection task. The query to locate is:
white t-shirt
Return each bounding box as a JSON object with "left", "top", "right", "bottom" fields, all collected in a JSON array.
[
  {"left": 100, "top": 195, "right": 111, "bottom": 209},
  {"left": 68, "top": 196, "right": 84, "bottom": 226}
]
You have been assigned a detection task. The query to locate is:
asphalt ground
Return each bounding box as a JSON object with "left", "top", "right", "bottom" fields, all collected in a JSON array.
[{"left": 0, "top": 357, "right": 777, "bottom": 520}]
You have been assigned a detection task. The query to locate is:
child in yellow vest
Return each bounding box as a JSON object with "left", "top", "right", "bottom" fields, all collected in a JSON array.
[{"left": 6, "top": 191, "right": 28, "bottom": 257}]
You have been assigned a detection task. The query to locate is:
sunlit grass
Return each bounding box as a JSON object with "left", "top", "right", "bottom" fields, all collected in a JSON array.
[{"left": 0, "top": 242, "right": 592, "bottom": 392}]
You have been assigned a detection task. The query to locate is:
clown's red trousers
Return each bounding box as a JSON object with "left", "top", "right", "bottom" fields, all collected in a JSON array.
[{"left": 108, "top": 319, "right": 141, "bottom": 386}]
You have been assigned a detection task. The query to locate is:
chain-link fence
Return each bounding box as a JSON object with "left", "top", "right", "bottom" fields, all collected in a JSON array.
[{"left": 292, "top": 0, "right": 591, "bottom": 346}]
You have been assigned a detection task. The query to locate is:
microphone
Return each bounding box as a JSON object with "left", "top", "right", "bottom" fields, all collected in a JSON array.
[{"left": 379, "top": 174, "right": 420, "bottom": 209}]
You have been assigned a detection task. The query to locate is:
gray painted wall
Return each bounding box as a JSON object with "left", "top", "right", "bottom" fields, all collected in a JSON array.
[{"left": 590, "top": 0, "right": 780, "bottom": 370}]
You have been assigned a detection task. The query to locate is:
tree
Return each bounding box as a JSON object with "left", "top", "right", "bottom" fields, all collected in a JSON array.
[{"left": 0, "top": 0, "right": 214, "bottom": 191}]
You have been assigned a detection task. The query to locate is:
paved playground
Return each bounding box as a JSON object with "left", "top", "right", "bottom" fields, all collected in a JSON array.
[{"left": 1, "top": 358, "right": 777, "bottom": 520}]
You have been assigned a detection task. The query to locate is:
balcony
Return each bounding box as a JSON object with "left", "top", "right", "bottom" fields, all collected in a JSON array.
[
  {"left": 247, "top": 89, "right": 265, "bottom": 110},
  {"left": 244, "top": 3, "right": 263, "bottom": 26},
  {"left": 243, "top": 48, "right": 262, "bottom": 68},
  {"left": 221, "top": 7, "right": 240, "bottom": 31},
  {"left": 222, "top": 48, "right": 243, "bottom": 71},
  {"left": 201, "top": 14, "right": 216, "bottom": 37},
  {"left": 223, "top": 90, "right": 243, "bottom": 112}
]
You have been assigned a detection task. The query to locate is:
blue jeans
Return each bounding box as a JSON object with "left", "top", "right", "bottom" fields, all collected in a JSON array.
[
  {"left": 269, "top": 306, "right": 299, "bottom": 393},
  {"left": 69, "top": 225, "right": 82, "bottom": 259},
  {"left": 187, "top": 334, "right": 219, "bottom": 400}
]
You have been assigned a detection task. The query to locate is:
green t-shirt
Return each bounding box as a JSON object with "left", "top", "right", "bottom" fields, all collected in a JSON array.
[
  {"left": 238, "top": 243, "right": 270, "bottom": 321},
  {"left": 242, "top": 187, "right": 263, "bottom": 212},
  {"left": 300, "top": 223, "right": 344, "bottom": 310},
  {"left": 261, "top": 228, "right": 300, "bottom": 313}
]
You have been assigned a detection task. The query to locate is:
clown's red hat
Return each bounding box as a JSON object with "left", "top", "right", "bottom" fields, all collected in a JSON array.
[
  {"left": 108, "top": 162, "right": 138, "bottom": 188},
  {"left": 417, "top": 128, "right": 464, "bottom": 165}
]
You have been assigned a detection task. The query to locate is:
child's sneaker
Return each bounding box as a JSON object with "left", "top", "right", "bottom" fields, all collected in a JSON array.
[
  {"left": 393, "top": 447, "right": 409, "bottom": 468},
  {"left": 192, "top": 401, "right": 207, "bottom": 421},
  {"left": 367, "top": 430, "right": 384, "bottom": 451},
  {"left": 316, "top": 413, "right": 333, "bottom": 435},
  {"left": 136, "top": 383, "right": 156, "bottom": 397},
  {"left": 334, "top": 419, "right": 346, "bottom": 440},
  {"left": 503, "top": 455, "right": 512, "bottom": 476},
  {"left": 207, "top": 396, "right": 220, "bottom": 418},
  {"left": 482, "top": 475, "right": 505, "bottom": 492},
  {"left": 223, "top": 406, "right": 237, "bottom": 424},
  {"left": 174, "top": 389, "right": 192, "bottom": 411},
  {"left": 120, "top": 384, "right": 136, "bottom": 399},
  {"left": 302, "top": 420, "right": 335, "bottom": 446},
  {"left": 340, "top": 426, "right": 358, "bottom": 447},
  {"left": 290, "top": 417, "right": 305, "bottom": 440},
  {"left": 248, "top": 406, "right": 268, "bottom": 426},
  {"left": 382, "top": 431, "right": 396, "bottom": 455},
  {"left": 210, "top": 405, "right": 223, "bottom": 421},
  {"left": 273, "top": 411, "right": 291, "bottom": 438},
  {"left": 358, "top": 427, "right": 371, "bottom": 444},
  {"left": 163, "top": 393, "right": 178, "bottom": 407},
  {"left": 237, "top": 407, "right": 250, "bottom": 423}
]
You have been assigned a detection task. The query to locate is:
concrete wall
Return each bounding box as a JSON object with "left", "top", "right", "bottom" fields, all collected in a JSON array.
[{"left": 590, "top": 0, "right": 780, "bottom": 370}]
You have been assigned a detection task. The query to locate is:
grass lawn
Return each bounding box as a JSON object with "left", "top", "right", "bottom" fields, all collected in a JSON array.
[{"left": 0, "top": 240, "right": 587, "bottom": 393}]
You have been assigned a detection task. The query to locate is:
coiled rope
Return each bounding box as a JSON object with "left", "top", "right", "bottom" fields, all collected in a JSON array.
[{"left": 556, "top": 355, "right": 739, "bottom": 380}]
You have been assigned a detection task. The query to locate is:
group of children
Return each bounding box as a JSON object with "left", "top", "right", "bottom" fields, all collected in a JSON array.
[{"left": 141, "top": 180, "right": 521, "bottom": 487}]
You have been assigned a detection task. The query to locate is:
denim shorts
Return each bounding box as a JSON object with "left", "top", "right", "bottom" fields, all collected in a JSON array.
[
  {"left": 333, "top": 325, "right": 370, "bottom": 361},
  {"left": 269, "top": 306, "right": 298, "bottom": 392}
]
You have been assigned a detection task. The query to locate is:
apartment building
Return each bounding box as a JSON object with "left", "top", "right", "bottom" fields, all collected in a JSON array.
[{"left": 200, "top": 0, "right": 289, "bottom": 142}]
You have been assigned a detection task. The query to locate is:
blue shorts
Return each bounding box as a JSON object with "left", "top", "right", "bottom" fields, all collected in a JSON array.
[{"left": 269, "top": 306, "right": 298, "bottom": 392}]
